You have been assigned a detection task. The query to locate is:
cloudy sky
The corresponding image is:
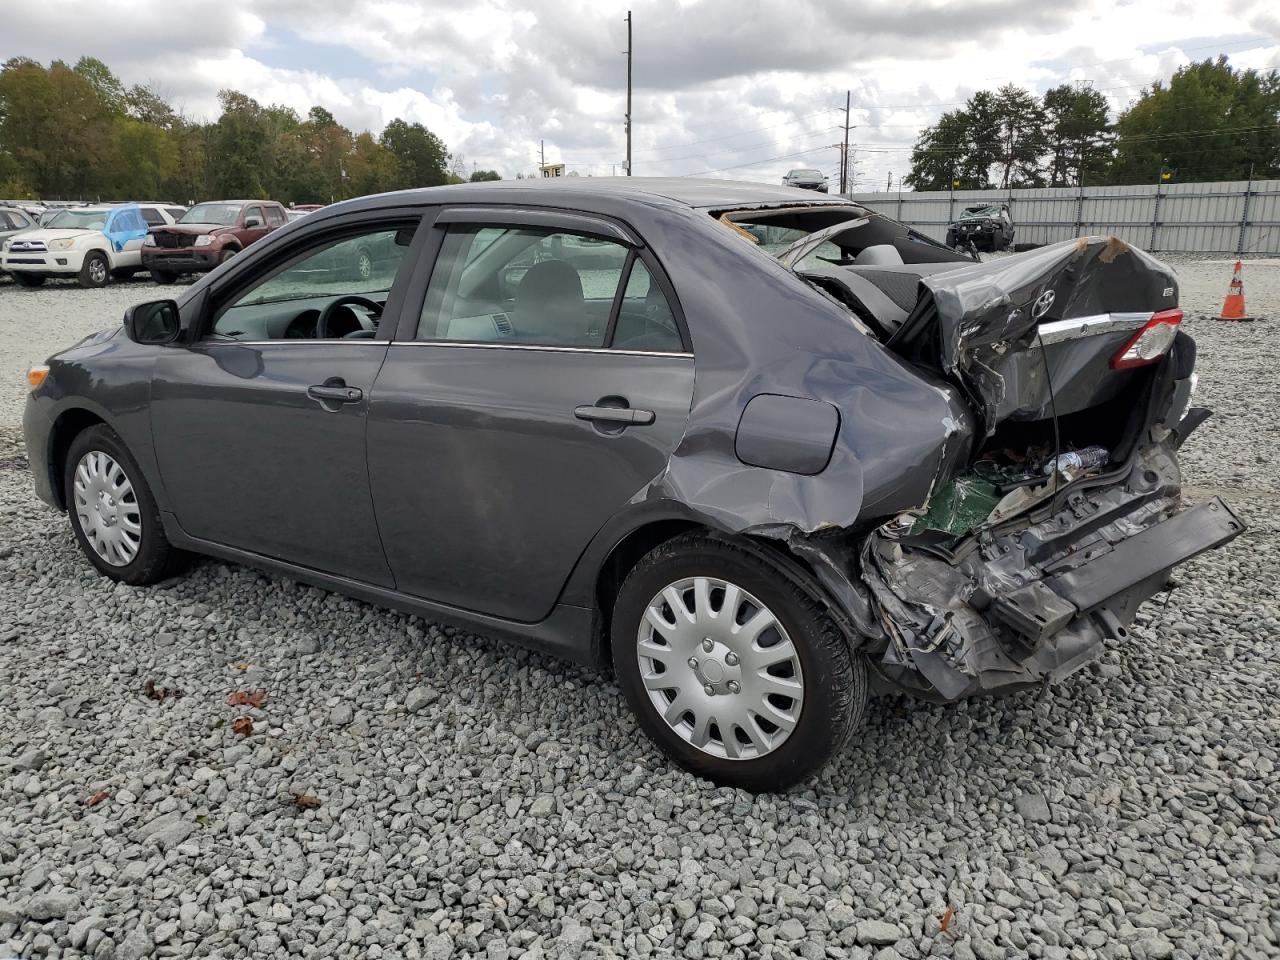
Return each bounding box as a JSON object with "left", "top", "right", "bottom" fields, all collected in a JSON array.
[{"left": 4, "top": 0, "right": 1279, "bottom": 189}]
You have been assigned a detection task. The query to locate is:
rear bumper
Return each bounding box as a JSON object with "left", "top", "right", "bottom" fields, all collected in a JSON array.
[{"left": 859, "top": 439, "right": 1244, "bottom": 700}]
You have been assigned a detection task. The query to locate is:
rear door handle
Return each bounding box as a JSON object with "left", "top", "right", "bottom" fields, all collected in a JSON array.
[
  {"left": 574, "top": 405, "right": 655, "bottom": 426},
  {"left": 307, "top": 384, "right": 363, "bottom": 404}
]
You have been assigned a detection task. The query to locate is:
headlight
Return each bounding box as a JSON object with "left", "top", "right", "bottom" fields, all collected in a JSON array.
[
  {"left": 49, "top": 238, "right": 76, "bottom": 250},
  {"left": 194, "top": 235, "right": 215, "bottom": 247},
  {"left": 143, "top": 234, "right": 156, "bottom": 246}
]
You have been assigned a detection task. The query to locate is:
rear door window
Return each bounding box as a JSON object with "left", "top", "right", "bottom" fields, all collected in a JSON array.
[
  {"left": 265, "top": 206, "right": 285, "bottom": 227},
  {"left": 418, "top": 224, "right": 683, "bottom": 352}
]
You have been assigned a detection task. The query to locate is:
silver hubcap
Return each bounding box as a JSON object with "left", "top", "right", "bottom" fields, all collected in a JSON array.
[
  {"left": 89, "top": 258, "right": 106, "bottom": 283},
  {"left": 637, "top": 576, "right": 804, "bottom": 761},
  {"left": 357, "top": 253, "right": 372, "bottom": 279},
  {"left": 73, "top": 451, "right": 141, "bottom": 566}
]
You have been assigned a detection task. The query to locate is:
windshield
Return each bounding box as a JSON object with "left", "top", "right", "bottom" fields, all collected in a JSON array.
[
  {"left": 181, "top": 203, "right": 240, "bottom": 226},
  {"left": 45, "top": 210, "right": 109, "bottom": 231},
  {"left": 791, "top": 169, "right": 823, "bottom": 178},
  {"left": 962, "top": 205, "right": 1002, "bottom": 218}
]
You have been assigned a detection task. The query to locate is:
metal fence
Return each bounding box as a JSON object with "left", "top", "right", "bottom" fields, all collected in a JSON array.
[{"left": 844, "top": 179, "right": 1280, "bottom": 255}]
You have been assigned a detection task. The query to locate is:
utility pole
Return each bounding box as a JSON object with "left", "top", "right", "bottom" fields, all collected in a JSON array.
[
  {"left": 840, "top": 90, "right": 851, "bottom": 195},
  {"left": 886, "top": 171, "right": 892, "bottom": 192},
  {"left": 624, "top": 11, "right": 633, "bottom": 176},
  {"left": 540, "top": 139, "right": 545, "bottom": 173}
]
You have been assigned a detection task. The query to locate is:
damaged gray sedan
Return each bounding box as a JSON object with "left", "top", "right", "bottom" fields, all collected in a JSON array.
[{"left": 23, "top": 179, "right": 1242, "bottom": 791}]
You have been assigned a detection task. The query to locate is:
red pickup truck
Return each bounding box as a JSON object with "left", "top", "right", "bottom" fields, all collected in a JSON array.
[{"left": 143, "top": 200, "right": 288, "bottom": 283}]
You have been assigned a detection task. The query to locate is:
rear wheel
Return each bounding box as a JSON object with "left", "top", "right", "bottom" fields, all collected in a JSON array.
[
  {"left": 63, "top": 425, "right": 184, "bottom": 585},
  {"left": 78, "top": 252, "right": 109, "bottom": 288},
  {"left": 13, "top": 273, "right": 45, "bottom": 287},
  {"left": 612, "top": 535, "right": 866, "bottom": 791}
]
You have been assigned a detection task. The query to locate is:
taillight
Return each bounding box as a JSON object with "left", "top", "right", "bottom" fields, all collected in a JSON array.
[{"left": 1110, "top": 308, "right": 1182, "bottom": 369}]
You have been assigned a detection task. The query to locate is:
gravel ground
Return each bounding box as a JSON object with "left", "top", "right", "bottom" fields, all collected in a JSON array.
[{"left": 0, "top": 255, "right": 1277, "bottom": 960}]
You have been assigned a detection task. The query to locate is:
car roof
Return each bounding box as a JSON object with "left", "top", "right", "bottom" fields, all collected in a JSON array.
[{"left": 347, "top": 178, "right": 855, "bottom": 213}]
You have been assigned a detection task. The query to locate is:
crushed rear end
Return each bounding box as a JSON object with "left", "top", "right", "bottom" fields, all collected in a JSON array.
[{"left": 808, "top": 236, "right": 1244, "bottom": 699}]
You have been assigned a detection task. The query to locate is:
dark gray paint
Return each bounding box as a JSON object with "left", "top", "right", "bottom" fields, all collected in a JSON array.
[
  {"left": 734, "top": 394, "right": 839, "bottom": 476},
  {"left": 367, "top": 345, "right": 695, "bottom": 621}
]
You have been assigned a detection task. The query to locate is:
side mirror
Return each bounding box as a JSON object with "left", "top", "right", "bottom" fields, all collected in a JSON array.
[
  {"left": 124, "top": 300, "right": 181, "bottom": 345},
  {"left": 244, "top": 216, "right": 262, "bottom": 228}
]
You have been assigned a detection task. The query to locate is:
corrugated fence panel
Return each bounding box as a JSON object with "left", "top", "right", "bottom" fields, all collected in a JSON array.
[{"left": 847, "top": 179, "right": 1280, "bottom": 254}]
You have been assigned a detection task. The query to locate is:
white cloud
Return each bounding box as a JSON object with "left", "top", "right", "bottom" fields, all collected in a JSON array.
[{"left": 2, "top": 0, "right": 1276, "bottom": 187}]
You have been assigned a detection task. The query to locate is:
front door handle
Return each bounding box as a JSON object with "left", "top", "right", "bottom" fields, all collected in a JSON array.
[
  {"left": 307, "top": 383, "right": 363, "bottom": 404},
  {"left": 574, "top": 404, "right": 655, "bottom": 426}
]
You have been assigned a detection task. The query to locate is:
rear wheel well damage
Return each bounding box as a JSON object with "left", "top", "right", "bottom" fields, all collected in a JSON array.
[
  {"left": 47, "top": 408, "right": 107, "bottom": 510},
  {"left": 592, "top": 518, "right": 876, "bottom": 671}
]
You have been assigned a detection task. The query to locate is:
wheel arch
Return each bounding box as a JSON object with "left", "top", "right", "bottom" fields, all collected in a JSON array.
[
  {"left": 583, "top": 511, "right": 861, "bottom": 670},
  {"left": 46, "top": 407, "right": 109, "bottom": 510}
]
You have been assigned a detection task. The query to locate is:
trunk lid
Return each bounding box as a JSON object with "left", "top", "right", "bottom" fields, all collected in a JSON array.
[{"left": 887, "top": 236, "right": 1180, "bottom": 433}]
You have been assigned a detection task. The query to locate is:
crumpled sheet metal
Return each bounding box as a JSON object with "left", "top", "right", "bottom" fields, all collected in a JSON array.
[{"left": 914, "top": 236, "right": 1178, "bottom": 433}]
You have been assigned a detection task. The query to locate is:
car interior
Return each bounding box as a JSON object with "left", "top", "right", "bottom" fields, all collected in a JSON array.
[
  {"left": 420, "top": 226, "right": 683, "bottom": 351},
  {"left": 210, "top": 228, "right": 414, "bottom": 341}
]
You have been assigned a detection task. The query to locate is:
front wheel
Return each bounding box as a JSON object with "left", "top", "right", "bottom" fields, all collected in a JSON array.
[
  {"left": 612, "top": 535, "right": 866, "bottom": 791},
  {"left": 78, "top": 252, "right": 109, "bottom": 288},
  {"left": 64, "top": 424, "right": 184, "bottom": 585},
  {"left": 151, "top": 269, "right": 177, "bottom": 285}
]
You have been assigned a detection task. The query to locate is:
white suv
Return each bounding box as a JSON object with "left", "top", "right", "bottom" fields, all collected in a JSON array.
[{"left": 0, "top": 203, "right": 182, "bottom": 288}]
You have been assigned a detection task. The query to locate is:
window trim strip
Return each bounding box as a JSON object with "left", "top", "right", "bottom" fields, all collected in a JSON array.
[{"left": 389, "top": 340, "right": 693, "bottom": 358}]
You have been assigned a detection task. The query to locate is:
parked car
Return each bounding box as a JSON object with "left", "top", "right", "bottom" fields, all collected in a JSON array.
[
  {"left": 0, "top": 206, "right": 38, "bottom": 275},
  {"left": 143, "top": 200, "right": 288, "bottom": 284},
  {"left": 0, "top": 203, "right": 180, "bottom": 287},
  {"left": 781, "top": 169, "right": 829, "bottom": 192},
  {"left": 946, "top": 203, "right": 1014, "bottom": 252},
  {"left": 23, "top": 179, "right": 1240, "bottom": 791}
]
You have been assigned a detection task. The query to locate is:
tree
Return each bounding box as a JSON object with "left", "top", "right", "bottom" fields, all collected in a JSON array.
[
  {"left": 0, "top": 56, "right": 457, "bottom": 203},
  {"left": 1042, "top": 84, "right": 1112, "bottom": 186},
  {"left": 991, "top": 85, "right": 1048, "bottom": 188},
  {"left": 73, "top": 57, "right": 126, "bottom": 116},
  {"left": 1108, "top": 57, "right": 1280, "bottom": 184},
  {"left": 469, "top": 169, "right": 501, "bottom": 182},
  {"left": 381, "top": 119, "right": 449, "bottom": 189},
  {"left": 209, "top": 90, "right": 269, "bottom": 197},
  {"left": 904, "top": 110, "right": 972, "bottom": 190}
]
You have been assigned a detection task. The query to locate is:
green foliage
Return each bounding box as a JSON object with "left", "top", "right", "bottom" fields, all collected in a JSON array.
[
  {"left": 0, "top": 57, "right": 463, "bottom": 203},
  {"left": 381, "top": 118, "right": 450, "bottom": 189},
  {"left": 469, "top": 169, "right": 501, "bottom": 181},
  {"left": 1108, "top": 57, "right": 1280, "bottom": 184},
  {"left": 1042, "top": 84, "right": 1112, "bottom": 186},
  {"left": 907, "top": 60, "right": 1279, "bottom": 190}
]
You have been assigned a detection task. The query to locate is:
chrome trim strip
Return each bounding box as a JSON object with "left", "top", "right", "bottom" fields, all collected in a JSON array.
[
  {"left": 388, "top": 341, "right": 694, "bottom": 358},
  {"left": 204, "top": 340, "right": 392, "bottom": 346},
  {"left": 1036, "top": 311, "right": 1152, "bottom": 346}
]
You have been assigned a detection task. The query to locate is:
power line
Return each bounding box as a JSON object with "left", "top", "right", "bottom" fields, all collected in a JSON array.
[{"left": 682, "top": 145, "right": 832, "bottom": 177}]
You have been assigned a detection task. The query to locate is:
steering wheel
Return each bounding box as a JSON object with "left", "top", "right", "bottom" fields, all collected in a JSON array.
[{"left": 317, "top": 295, "right": 383, "bottom": 339}]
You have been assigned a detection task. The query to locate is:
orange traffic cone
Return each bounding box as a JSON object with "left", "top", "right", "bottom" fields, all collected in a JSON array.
[{"left": 1218, "top": 260, "right": 1254, "bottom": 321}]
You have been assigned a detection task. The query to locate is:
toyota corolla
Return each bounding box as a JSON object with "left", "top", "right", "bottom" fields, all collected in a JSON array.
[{"left": 23, "top": 179, "right": 1241, "bottom": 790}]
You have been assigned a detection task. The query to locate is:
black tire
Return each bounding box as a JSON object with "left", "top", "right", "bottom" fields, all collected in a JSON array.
[
  {"left": 111, "top": 267, "right": 138, "bottom": 280},
  {"left": 218, "top": 249, "right": 238, "bottom": 266},
  {"left": 78, "top": 251, "right": 110, "bottom": 288},
  {"left": 351, "top": 247, "right": 374, "bottom": 282},
  {"left": 151, "top": 269, "right": 177, "bottom": 285},
  {"left": 611, "top": 535, "right": 866, "bottom": 792},
  {"left": 13, "top": 273, "right": 45, "bottom": 287},
  {"left": 63, "top": 424, "right": 184, "bottom": 585}
]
